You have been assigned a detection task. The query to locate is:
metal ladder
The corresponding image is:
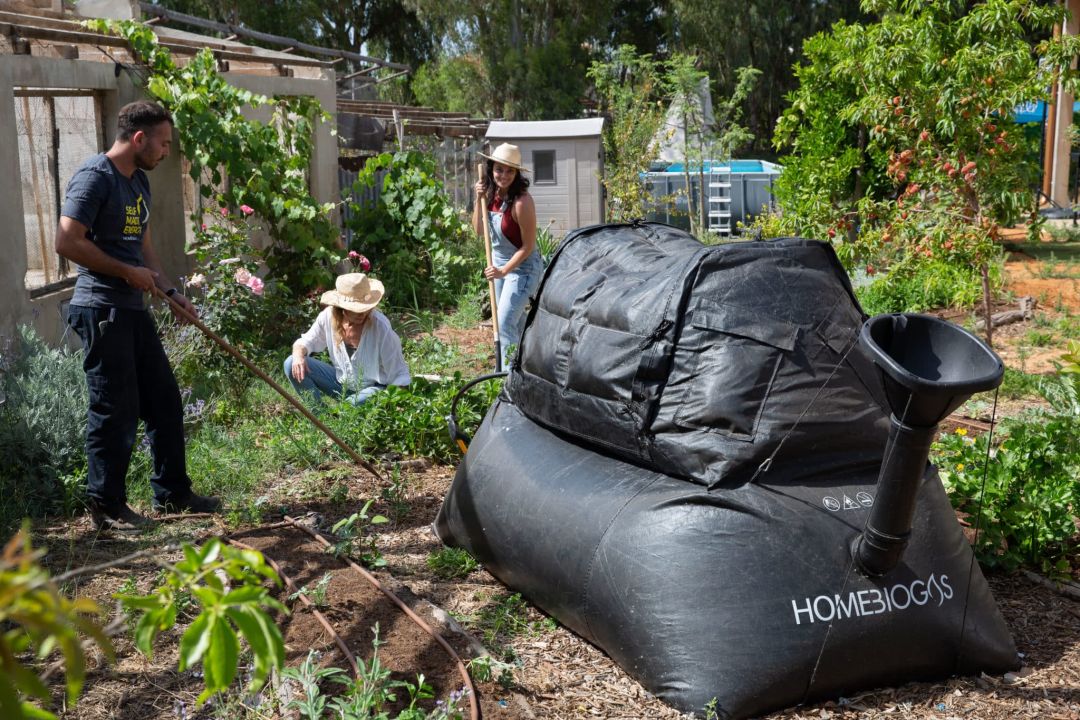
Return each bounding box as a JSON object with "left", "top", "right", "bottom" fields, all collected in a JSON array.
[{"left": 707, "top": 168, "right": 732, "bottom": 236}]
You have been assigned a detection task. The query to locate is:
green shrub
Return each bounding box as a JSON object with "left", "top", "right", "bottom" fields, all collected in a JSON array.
[
  {"left": 0, "top": 326, "right": 88, "bottom": 532},
  {"left": 327, "top": 375, "right": 500, "bottom": 462},
  {"left": 855, "top": 257, "right": 1004, "bottom": 315},
  {"left": 933, "top": 373, "right": 1080, "bottom": 576},
  {"left": 344, "top": 151, "right": 482, "bottom": 309}
]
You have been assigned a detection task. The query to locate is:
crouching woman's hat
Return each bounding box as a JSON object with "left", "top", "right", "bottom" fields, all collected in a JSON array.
[{"left": 320, "top": 273, "right": 384, "bottom": 313}]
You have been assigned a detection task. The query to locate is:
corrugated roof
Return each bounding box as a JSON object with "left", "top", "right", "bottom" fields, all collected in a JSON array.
[{"left": 487, "top": 118, "right": 604, "bottom": 139}]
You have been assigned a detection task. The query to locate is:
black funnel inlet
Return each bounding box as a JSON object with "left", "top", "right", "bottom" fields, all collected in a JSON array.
[
  {"left": 859, "top": 313, "right": 1004, "bottom": 426},
  {"left": 855, "top": 313, "right": 1004, "bottom": 576}
]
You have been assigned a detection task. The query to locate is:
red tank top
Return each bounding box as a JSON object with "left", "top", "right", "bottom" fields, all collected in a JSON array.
[{"left": 488, "top": 195, "right": 523, "bottom": 249}]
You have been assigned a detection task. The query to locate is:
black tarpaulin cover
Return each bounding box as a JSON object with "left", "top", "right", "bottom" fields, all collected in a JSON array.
[{"left": 435, "top": 222, "right": 1018, "bottom": 718}]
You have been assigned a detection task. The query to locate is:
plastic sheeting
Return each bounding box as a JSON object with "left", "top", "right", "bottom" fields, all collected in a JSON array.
[{"left": 435, "top": 222, "right": 1018, "bottom": 718}]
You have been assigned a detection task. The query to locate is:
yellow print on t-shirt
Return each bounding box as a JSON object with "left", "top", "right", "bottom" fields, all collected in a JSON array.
[{"left": 122, "top": 194, "right": 144, "bottom": 237}]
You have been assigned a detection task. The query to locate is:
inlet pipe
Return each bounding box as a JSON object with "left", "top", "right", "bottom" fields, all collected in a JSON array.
[{"left": 853, "top": 314, "right": 1003, "bottom": 577}]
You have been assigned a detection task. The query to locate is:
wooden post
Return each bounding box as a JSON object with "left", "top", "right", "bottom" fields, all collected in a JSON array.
[{"left": 21, "top": 96, "right": 51, "bottom": 284}]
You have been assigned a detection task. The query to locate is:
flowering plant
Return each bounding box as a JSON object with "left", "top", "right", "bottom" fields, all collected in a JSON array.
[
  {"left": 347, "top": 250, "right": 372, "bottom": 273},
  {"left": 182, "top": 207, "right": 282, "bottom": 355}
]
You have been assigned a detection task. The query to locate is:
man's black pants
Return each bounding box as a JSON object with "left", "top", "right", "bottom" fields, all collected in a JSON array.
[{"left": 67, "top": 305, "right": 191, "bottom": 509}]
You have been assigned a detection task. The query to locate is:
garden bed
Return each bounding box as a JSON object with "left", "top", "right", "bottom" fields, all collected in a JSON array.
[
  {"left": 18, "top": 245, "right": 1080, "bottom": 719},
  {"left": 36, "top": 452, "right": 1079, "bottom": 720}
]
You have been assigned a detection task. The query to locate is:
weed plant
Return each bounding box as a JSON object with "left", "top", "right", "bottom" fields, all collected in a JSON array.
[
  {"left": 289, "top": 572, "right": 334, "bottom": 609},
  {"left": 426, "top": 548, "right": 479, "bottom": 579},
  {"left": 283, "top": 627, "right": 469, "bottom": 720},
  {"left": 329, "top": 502, "right": 389, "bottom": 568},
  {"left": 0, "top": 326, "right": 89, "bottom": 533},
  {"left": 1023, "top": 329, "right": 1056, "bottom": 347},
  {"left": 473, "top": 592, "right": 556, "bottom": 652}
]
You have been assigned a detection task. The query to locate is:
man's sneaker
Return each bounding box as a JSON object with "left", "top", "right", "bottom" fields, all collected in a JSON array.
[
  {"left": 89, "top": 503, "right": 154, "bottom": 533},
  {"left": 153, "top": 492, "right": 223, "bottom": 514}
]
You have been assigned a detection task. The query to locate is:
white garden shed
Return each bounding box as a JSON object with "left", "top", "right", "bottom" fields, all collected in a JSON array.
[{"left": 485, "top": 118, "right": 605, "bottom": 238}]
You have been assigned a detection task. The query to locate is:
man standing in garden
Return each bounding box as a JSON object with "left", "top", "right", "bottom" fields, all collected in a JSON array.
[{"left": 55, "top": 100, "right": 221, "bottom": 532}]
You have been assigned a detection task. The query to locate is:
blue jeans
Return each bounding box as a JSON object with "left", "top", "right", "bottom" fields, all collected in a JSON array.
[
  {"left": 493, "top": 249, "right": 542, "bottom": 368},
  {"left": 283, "top": 356, "right": 384, "bottom": 406}
]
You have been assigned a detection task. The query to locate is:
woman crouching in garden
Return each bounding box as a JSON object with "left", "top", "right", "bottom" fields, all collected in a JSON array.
[
  {"left": 284, "top": 273, "right": 410, "bottom": 406},
  {"left": 474, "top": 143, "right": 542, "bottom": 368}
]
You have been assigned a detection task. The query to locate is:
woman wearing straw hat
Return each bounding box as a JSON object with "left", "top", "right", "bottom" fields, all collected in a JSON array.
[
  {"left": 474, "top": 142, "right": 543, "bottom": 368},
  {"left": 284, "top": 273, "right": 410, "bottom": 405}
]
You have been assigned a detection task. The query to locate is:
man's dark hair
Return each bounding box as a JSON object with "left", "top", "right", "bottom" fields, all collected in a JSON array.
[{"left": 116, "top": 101, "right": 173, "bottom": 141}]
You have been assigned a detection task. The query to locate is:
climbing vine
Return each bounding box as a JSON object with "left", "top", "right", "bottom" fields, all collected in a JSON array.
[{"left": 84, "top": 19, "right": 340, "bottom": 294}]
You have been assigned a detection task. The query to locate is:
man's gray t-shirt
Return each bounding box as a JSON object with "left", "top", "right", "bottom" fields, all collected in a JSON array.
[{"left": 61, "top": 154, "right": 151, "bottom": 309}]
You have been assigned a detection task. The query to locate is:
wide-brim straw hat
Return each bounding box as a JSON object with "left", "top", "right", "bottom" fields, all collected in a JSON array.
[
  {"left": 479, "top": 142, "right": 529, "bottom": 172},
  {"left": 320, "top": 273, "right": 385, "bottom": 313}
]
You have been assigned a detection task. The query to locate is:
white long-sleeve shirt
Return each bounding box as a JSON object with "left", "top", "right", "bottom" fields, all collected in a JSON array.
[{"left": 295, "top": 307, "right": 410, "bottom": 389}]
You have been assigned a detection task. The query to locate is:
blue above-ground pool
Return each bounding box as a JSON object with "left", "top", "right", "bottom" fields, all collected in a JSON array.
[{"left": 644, "top": 159, "right": 783, "bottom": 232}]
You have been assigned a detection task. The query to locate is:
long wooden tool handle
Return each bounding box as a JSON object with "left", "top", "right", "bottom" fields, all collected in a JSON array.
[
  {"left": 151, "top": 286, "right": 384, "bottom": 481},
  {"left": 477, "top": 162, "right": 502, "bottom": 370}
]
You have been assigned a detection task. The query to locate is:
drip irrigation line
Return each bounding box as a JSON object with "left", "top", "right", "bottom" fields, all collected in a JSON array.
[
  {"left": 225, "top": 537, "right": 359, "bottom": 677},
  {"left": 281, "top": 515, "right": 480, "bottom": 720},
  {"left": 152, "top": 287, "right": 383, "bottom": 482}
]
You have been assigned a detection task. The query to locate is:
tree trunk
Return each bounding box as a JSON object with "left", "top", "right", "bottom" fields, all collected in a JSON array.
[
  {"left": 849, "top": 126, "right": 866, "bottom": 244},
  {"left": 981, "top": 262, "right": 993, "bottom": 348},
  {"left": 683, "top": 108, "right": 695, "bottom": 236}
]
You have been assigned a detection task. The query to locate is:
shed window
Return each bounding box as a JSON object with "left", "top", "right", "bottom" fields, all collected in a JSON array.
[
  {"left": 15, "top": 89, "right": 106, "bottom": 296},
  {"left": 533, "top": 150, "right": 556, "bottom": 184}
]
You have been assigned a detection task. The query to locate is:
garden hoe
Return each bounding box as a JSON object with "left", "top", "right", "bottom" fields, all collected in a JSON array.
[
  {"left": 477, "top": 162, "right": 502, "bottom": 371},
  {"left": 152, "top": 286, "right": 384, "bottom": 482}
]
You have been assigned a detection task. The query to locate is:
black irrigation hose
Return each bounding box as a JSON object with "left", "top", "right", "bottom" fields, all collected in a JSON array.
[
  {"left": 281, "top": 516, "right": 481, "bottom": 720},
  {"left": 446, "top": 372, "right": 508, "bottom": 453}
]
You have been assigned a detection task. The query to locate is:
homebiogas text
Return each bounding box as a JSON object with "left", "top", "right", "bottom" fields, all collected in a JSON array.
[{"left": 791, "top": 574, "right": 954, "bottom": 625}]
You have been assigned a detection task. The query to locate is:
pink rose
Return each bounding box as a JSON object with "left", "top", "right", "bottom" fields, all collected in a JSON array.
[
  {"left": 240, "top": 204, "right": 255, "bottom": 216},
  {"left": 348, "top": 250, "right": 360, "bottom": 259},
  {"left": 200, "top": 223, "right": 207, "bottom": 231},
  {"left": 246, "top": 276, "right": 264, "bottom": 295},
  {"left": 234, "top": 268, "right": 252, "bottom": 285},
  {"left": 359, "top": 255, "right": 371, "bottom": 271},
  {"left": 220, "top": 207, "right": 229, "bottom": 217}
]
